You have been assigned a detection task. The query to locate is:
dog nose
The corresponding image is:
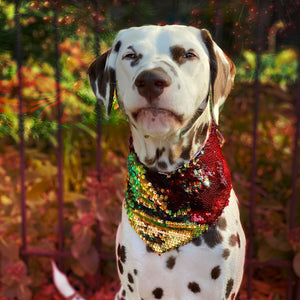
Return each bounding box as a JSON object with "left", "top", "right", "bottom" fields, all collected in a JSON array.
[{"left": 134, "top": 68, "right": 171, "bottom": 102}]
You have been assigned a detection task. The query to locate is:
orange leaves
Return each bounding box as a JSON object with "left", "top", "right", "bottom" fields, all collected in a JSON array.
[
  {"left": 0, "top": 65, "right": 83, "bottom": 124},
  {"left": 60, "top": 39, "right": 94, "bottom": 73}
]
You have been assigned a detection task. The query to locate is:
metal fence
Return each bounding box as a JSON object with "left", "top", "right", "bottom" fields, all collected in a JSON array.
[{"left": 11, "top": 0, "right": 300, "bottom": 299}]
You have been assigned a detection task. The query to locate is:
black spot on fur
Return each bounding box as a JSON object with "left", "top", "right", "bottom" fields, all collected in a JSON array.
[
  {"left": 211, "top": 265, "right": 221, "bottom": 280},
  {"left": 192, "top": 236, "right": 202, "bottom": 246},
  {"left": 180, "top": 145, "right": 191, "bottom": 161},
  {"left": 146, "top": 244, "right": 154, "bottom": 253},
  {"left": 229, "top": 234, "right": 238, "bottom": 247},
  {"left": 180, "top": 107, "right": 206, "bottom": 137},
  {"left": 203, "top": 226, "right": 223, "bottom": 248},
  {"left": 157, "top": 148, "right": 165, "bottom": 158},
  {"left": 201, "top": 30, "right": 218, "bottom": 92},
  {"left": 134, "top": 269, "right": 138, "bottom": 275},
  {"left": 222, "top": 248, "right": 230, "bottom": 260},
  {"left": 87, "top": 52, "right": 111, "bottom": 106},
  {"left": 128, "top": 284, "right": 134, "bottom": 293},
  {"left": 170, "top": 45, "right": 197, "bottom": 66},
  {"left": 225, "top": 279, "right": 234, "bottom": 299},
  {"left": 166, "top": 256, "right": 176, "bottom": 269},
  {"left": 217, "top": 217, "right": 227, "bottom": 231},
  {"left": 122, "top": 290, "right": 126, "bottom": 296},
  {"left": 195, "top": 123, "right": 209, "bottom": 145},
  {"left": 125, "top": 46, "right": 143, "bottom": 67},
  {"left": 157, "top": 161, "right": 167, "bottom": 170},
  {"left": 118, "top": 244, "right": 127, "bottom": 263},
  {"left": 144, "top": 148, "right": 165, "bottom": 166},
  {"left": 237, "top": 233, "right": 241, "bottom": 248},
  {"left": 118, "top": 260, "right": 124, "bottom": 274},
  {"left": 188, "top": 282, "right": 201, "bottom": 293},
  {"left": 96, "top": 66, "right": 116, "bottom": 115},
  {"left": 152, "top": 287, "right": 164, "bottom": 299},
  {"left": 144, "top": 156, "right": 156, "bottom": 166},
  {"left": 114, "top": 41, "right": 122, "bottom": 52},
  {"left": 128, "top": 273, "right": 134, "bottom": 284},
  {"left": 168, "top": 150, "right": 174, "bottom": 165},
  {"left": 170, "top": 45, "right": 186, "bottom": 65}
]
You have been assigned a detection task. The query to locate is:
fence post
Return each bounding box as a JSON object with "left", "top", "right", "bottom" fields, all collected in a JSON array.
[
  {"left": 247, "top": 2, "right": 264, "bottom": 298},
  {"left": 14, "top": 0, "right": 27, "bottom": 264},
  {"left": 53, "top": 1, "right": 65, "bottom": 269},
  {"left": 91, "top": 0, "right": 103, "bottom": 291},
  {"left": 289, "top": 51, "right": 300, "bottom": 299}
]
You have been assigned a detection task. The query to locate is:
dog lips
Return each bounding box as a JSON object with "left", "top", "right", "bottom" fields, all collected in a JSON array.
[{"left": 136, "top": 108, "right": 179, "bottom": 135}]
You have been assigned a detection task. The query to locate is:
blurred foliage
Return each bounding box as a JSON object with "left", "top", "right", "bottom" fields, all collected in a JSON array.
[
  {"left": 236, "top": 48, "right": 298, "bottom": 90},
  {"left": 0, "top": 0, "right": 299, "bottom": 299}
]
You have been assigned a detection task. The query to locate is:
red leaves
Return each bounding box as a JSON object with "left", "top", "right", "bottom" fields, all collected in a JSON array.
[
  {"left": 0, "top": 239, "right": 32, "bottom": 299},
  {"left": 89, "top": 278, "right": 119, "bottom": 300},
  {"left": 71, "top": 219, "right": 99, "bottom": 275}
]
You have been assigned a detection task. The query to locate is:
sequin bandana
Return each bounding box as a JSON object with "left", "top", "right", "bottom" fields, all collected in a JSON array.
[{"left": 125, "top": 123, "right": 232, "bottom": 254}]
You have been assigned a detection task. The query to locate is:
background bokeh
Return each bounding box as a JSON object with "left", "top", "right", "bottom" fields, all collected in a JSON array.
[{"left": 0, "top": 1, "right": 299, "bottom": 299}]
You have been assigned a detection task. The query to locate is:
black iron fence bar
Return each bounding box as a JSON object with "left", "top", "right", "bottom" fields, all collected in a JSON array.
[
  {"left": 289, "top": 54, "right": 300, "bottom": 299},
  {"left": 214, "top": 0, "right": 223, "bottom": 46},
  {"left": 14, "top": 0, "right": 27, "bottom": 264},
  {"left": 290, "top": 57, "right": 300, "bottom": 232},
  {"left": 92, "top": 0, "right": 103, "bottom": 290},
  {"left": 20, "top": 249, "right": 115, "bottom": 260},
  {"left": 247, "top": 259, "right": 292, "bottom": 268},
  {"left": 247, "top": 5, "right": 262, "bottom": 298},
  {"left": 53, "top": 3, "right": 65, "bottom": 269}
]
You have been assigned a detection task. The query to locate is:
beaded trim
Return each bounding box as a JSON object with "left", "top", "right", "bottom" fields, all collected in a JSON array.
[{"left": 125, "top": 123, "right": 232, "bottom": 254}]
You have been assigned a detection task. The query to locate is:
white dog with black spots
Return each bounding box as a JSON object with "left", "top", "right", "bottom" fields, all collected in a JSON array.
[{"left": 53, "top": 25, "right": 246, "bottom": 300}]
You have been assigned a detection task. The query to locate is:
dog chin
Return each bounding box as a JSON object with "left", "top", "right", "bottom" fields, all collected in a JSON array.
[{"left": 134, "top": 108, "right": 181, "bottom": 137}]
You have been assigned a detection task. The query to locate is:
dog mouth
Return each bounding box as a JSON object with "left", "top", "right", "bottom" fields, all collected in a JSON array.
[
  {"left": 131, "top": 108, "right": 184, "bottom": 136},
  {"left": 132, "top": 108, "right": 183, "bottom": 123}
]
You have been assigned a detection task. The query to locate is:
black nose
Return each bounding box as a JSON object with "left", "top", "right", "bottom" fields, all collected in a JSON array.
[{"left": 134, "top": 68, "right": 171, "bottom": 102}]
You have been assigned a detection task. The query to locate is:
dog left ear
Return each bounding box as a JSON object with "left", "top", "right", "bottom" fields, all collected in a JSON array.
[
  {"left": 201, "top": 29, "right": 236, "bottom": 124},
  {"left": 87, "top": 50, "right": 116, "bottom": 115}
]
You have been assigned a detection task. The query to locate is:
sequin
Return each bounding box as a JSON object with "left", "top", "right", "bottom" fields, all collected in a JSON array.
[{"left": 125, "top": 122, "right": 232, "bottom": 254}]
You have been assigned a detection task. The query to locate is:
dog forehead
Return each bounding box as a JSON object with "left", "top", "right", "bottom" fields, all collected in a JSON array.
[{"left": 114, "top": 25, "right": 205, "bottom": 53}]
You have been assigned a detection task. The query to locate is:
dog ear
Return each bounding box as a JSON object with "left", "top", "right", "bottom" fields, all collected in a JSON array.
[
  {"left": 201, "top": 29, "right": 236, "bottom": 124},
  {"left": 87, "top": 50, "right": 116, "bottom": 115}
]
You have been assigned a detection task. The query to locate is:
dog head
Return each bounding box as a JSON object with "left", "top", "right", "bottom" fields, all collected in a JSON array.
[{"left": 88, "top": 25, "right": 235, "bottom": 138}]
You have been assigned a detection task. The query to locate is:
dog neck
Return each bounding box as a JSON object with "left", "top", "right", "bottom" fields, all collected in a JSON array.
[
  {"left": 131, "top": 105, "right": 212, "bottom": 173},
  {"left": 125, "top": 117, "right": 231, "bottom": 254}
]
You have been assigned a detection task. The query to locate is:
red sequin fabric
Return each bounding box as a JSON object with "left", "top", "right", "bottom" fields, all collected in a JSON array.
[{"left": 125, "top": 122, "right": 232, "bottom": 254}]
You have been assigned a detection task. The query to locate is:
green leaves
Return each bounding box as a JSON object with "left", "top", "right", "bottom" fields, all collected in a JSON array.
[{"left": 236, "top": 49, "right": 298, "bottom": 90}]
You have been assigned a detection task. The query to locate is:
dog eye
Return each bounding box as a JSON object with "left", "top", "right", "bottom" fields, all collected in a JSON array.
[
  {"left": 123, "top": 53, "right": 137, "bottom": 60},
  {"left": 183, "top": 52, "right": 197, "bottom": 59}
]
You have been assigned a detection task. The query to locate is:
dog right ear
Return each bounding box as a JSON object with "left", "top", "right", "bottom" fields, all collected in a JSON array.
[{"left": 87, "top": 50, "right": 116, "bottom": 115}]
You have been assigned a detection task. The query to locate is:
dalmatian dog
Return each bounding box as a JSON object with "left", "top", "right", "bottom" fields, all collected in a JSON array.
[{"left": 87, "top": 25, "right": 246, "bottom": 300}]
